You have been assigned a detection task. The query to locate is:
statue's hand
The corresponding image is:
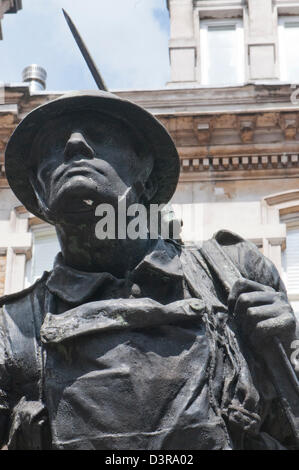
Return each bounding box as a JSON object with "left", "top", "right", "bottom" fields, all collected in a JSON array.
[{"left": 228, "top": 279, "right": 296, "bottom": 351}]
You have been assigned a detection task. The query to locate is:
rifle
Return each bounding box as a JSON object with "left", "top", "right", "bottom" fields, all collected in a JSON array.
[{"left": 62, "top": 9, "right": 108, "bottom": 91}]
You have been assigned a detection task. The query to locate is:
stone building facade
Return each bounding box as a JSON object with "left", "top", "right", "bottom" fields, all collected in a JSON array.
[
  {"left": 165, "top": 0, "right": 299, "bottom": 316},
  {"left": 1, "top": 0, "right": 299, "bottom": 317},
  {"left": 167, "top": 0, "right": 299, "bottom": 86},
  {"left": 0, "top": 0, "right": 22, "bottom": 39}
]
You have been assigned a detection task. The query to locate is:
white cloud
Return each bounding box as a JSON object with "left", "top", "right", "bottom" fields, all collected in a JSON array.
[{"left": 0, "top": 0, "right": 170, "bottom": 91}]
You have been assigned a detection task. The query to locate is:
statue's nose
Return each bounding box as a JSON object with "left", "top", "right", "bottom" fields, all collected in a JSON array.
[{"left": 64, "top": 132, "right": 95, "bottom": 162}]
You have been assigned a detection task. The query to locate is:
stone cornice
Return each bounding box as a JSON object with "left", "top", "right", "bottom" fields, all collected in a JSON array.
[
  {"left": 2, "top": 83, "right": 299, "bottom": 184},
  {"left": 117, "top": 84, "right": 299, "bottom": 115},
  {"left": 3, "top": 82, "right": 299, "bottom": 116},
  {"left": 194, "top": 0, "right": 245, "bottom": 18},
  {"left": 179, "top": 153, "right": 299, "bottom": 182},
  {"left": 275, "top": 0, "right": 299, "bottom": 15},
  {"left": 264, "top": 189, "right": 299, "bottom": 206}
]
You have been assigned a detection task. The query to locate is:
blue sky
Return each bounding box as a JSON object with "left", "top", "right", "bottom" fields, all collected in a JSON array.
[{"left": 0, "top": 0, "right": 170, "bottom": 91}]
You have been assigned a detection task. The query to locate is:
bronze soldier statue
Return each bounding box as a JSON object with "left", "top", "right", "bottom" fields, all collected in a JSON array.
[{"left": 0, "top": 90, "right": 298, "bottom": 450}]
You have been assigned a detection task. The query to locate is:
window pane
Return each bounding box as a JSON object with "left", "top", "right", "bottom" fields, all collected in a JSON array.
[
  {"left": 30, "top": 232, "right": 60, "bottom": 283},
  {"left": 282, "top": 22, "right": 299, "bottom": 82},
  {"left": 284, "top": 228, "right": 299, "bottom": 295},
  {"left": 290, "top": 301, "right": 299, "bottom": 320},
  {"left": 207, "top": 25, "right": 238, "bottom": 85}
]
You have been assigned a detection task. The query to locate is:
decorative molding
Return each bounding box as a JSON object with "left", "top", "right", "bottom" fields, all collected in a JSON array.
[
  {"left": 2, "top": 83, "right": 299, "bottom": 186},
  {"left": 195, "top": 0, "right": 244, "bottom": 18},
  {"left": 264, "top": 189, "right": 299, "bottom": 206},
  {"left": 14, "top": 205, "right": 45, "bottom": 227},
  {"left": 14, "top": 204, "right": 29, "bottom": 215},
  {"left": 279, "top": 113, "right": 298, "bottom": 140},
  {"left": 238, "top": 115, "right": 256, "bottom": 143},
  {"left": 280, "top": 205, "right": 299, "bottom": 217},
  {"left": 180, "top": 153, "right": 299, "bottom": 172},
  {"left": 29, "top": 216, "right": 47, "bottom": 227},
  {"left": 275, "top": 0, "right": 299, "bottom": 15},
  {"left": 193, "top": 117, "right": 213, "bottom": 144}
]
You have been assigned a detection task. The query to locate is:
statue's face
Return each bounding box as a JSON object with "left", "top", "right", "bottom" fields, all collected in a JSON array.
[{"left": 30, "top": 111, "right": 153, "bottom": 223}]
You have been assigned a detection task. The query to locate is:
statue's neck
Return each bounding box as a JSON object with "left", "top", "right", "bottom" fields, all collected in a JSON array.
[{"left": 56, "top": 222, "right": 152, "bottom": 277}]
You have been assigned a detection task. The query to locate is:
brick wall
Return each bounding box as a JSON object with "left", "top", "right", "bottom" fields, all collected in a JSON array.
[{"left": 0, "top": 255, "right": 6, "bottom": 296}]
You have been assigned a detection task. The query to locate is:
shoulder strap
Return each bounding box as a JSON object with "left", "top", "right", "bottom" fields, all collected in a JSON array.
[
  {"left": 200, "top": 238, "right": 243, "bottom": 300},
  {"left": 0, "top": 272, "right": 49, "bottom": 307}
]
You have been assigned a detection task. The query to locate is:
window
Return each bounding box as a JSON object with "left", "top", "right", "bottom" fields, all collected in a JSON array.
[
  {"left": 200, "top": 19, "right": 244, "bottom": 86},
  {"left": 282, "top": 225, "right": 299, "bottom": 319},
  {"left": 25, "top": 227, "right": 60, "bottom": 286},
  {"left": 279, "top": 17, "right": 299, "bottom": 83}
]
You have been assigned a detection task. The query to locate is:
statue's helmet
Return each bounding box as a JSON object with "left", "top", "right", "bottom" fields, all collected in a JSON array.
[{"left": 5, "top": 90, "right": 180, "bottom": 224}]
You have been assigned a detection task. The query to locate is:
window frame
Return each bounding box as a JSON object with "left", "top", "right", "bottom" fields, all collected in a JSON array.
[
  {"left": 281, "top": 220, "right": 299, "bottom": 319},
  {"left": 200, "top": 18, "right": 245, "bottom": 87},
  {"left": 281, "top": 218, "right": 299, "bottom": 300},
  {"left": 25, "top": 225, "right": 59, "bottom": 287},
  {"left": 278, "top": 15, "right": 299, "bottom": 83}
]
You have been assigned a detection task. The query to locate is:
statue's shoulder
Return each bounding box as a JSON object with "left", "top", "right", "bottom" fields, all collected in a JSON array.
[
  {"left": 212, "top": 229, "right": 246, "bottom": 246},
  {"left": 206, "top": 229, "right": 262, "bottom": 259},
  {"left": 0, "top": 272, "right": 50, "bottom": 405},
  {"left": 208, "top": 230, "right": 285, "bottom": 294},
  {"left": 0, "top": 271, "right": 50, "bottom": 308}
]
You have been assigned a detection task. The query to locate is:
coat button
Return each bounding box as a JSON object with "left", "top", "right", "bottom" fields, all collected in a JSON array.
[
  {"left": 131, "top": 284, "right": 141, "bottom": 297},
  {"left": 189, "top": 300, "right": 205, "bottom": 313}
]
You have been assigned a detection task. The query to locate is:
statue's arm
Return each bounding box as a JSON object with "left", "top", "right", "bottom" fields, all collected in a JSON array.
[
  {"left": 219, "top": 235, "right": 298, "bottom": 447},
  {"left": 221, "top": 234, "right": 298, "bottom": 361}
]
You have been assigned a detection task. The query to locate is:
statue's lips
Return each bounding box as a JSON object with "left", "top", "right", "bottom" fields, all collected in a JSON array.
[
  {"left": 58, "top": 166, "right": 105, "bottom": 181},
  {"left": 51, "top": 162, "right": 112, "bottom": 216},
  {"left": 52, "top": 160, "right": 106, "bottom": 186}
]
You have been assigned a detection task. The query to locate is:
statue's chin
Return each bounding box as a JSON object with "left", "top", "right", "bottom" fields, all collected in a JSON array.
[
  {"left": 47, "top": 202, "right": 96, "bottom": 225},
  {"left": 47, "top": 177, "right": 118, "bottom": 224}
]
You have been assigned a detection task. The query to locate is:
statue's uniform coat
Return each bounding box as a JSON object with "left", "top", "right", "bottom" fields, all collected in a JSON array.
[{"left": 0, "top": 232, "right": 295, "bottom": 450}]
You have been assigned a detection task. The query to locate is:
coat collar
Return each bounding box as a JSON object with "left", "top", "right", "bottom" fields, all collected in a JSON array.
[{"left": 46, "top": 238, "right": 183, "bottom": 305}]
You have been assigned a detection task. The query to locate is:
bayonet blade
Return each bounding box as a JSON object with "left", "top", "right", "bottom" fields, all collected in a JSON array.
[{"left": 62, "top": 9, "right": 108, "bottom": 91}]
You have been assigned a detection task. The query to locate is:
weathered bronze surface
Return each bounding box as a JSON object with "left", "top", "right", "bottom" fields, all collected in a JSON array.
[{"left": 0, "top": 91, "right": 298, "bottom": 450}]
